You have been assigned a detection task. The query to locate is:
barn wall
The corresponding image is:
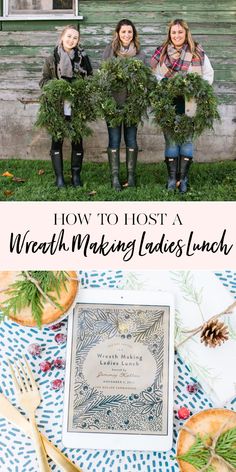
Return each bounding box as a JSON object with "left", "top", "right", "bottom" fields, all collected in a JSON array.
[{"left": 0, "top": 0, "right": 236, "bottom": 161}]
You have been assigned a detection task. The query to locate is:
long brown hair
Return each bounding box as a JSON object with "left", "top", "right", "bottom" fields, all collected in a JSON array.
[
  {"left": 159, "top": 19, "right": 200, "bottom": 64},
  {"left": 111, "top": 19, "right": 140, "bottom": 55}
]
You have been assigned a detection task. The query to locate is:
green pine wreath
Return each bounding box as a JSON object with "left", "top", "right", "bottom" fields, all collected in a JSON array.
[
  {"left": 36, "top": 78, "right": 96, "bottom": 142},
  {"left": 149, "top": 73, "right": 220, "bottom": 144},
  {"left": 91, "top": 57, "right": 155, "bottom": 127}
]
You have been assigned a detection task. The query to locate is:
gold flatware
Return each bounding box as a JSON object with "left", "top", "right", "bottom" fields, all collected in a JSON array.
[
  {"left": 0, "top": 392, "right": 82, "bottom": 472},
  {"left": 9, "top": 356, "right": 51, "bottom": 472}
]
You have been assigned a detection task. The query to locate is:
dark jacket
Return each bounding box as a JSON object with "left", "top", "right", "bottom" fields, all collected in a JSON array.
[{"left": 39, "top": 46, "right": 93, "bottom": 88}]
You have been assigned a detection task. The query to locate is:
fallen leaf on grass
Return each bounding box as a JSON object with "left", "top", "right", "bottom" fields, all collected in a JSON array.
[
  {"left": 87, "top": 190, "right": 97, "bottom": 196},
  {"left": 2, "top": 171, "right": 14, "bottom": 178},
  {"left": 3, "top": 190, "right": 14, "bottom": 197},
  {"left": 12, "top": 177, "right": 26, "bottom": 183},
  {"left": 38, "top": 169, "right": 45, "bottom": 175}
]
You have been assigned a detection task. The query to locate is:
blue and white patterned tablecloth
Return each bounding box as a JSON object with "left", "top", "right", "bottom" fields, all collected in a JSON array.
[{"left": 0, "top": 270, "right": 236, "bottom": 472}]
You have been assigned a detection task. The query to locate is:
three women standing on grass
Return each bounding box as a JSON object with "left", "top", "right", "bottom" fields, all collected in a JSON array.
[
  {"left": 40, "top": 20, "right": 214, "bottom": 194},
  {"left": 150, "top": 19, "right": 214, "bottom": 193},
  {"left": 39, "top": 25, "right": 92, "bottom": 188}
]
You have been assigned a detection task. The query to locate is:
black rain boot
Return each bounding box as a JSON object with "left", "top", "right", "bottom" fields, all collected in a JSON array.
[
  {"left": 71, "top": 148, "right": 83, "bottom": 187},
  {"left": 179, "top": 156, "right": 192, "bottom": 193},
  {"left": 50, "top": 149, "right": 65, "bottom": 188},
  {"left": 126, "top": 148, "right": 138, "bottom": 187},
  {"left": 165, "top": 157, "right": 178, "bottom": 190},
  {"left": 107, "top": 148, "right": 121, "bottom": 191}
]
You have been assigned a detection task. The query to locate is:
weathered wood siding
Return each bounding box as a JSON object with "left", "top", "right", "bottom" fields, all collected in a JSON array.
[{"left": 0, "top": 0, "right": 236, "bottom": 161}]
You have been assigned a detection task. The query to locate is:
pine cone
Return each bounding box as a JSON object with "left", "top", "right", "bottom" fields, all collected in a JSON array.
[{"left": 200, "top": 319, "right": 229, "bottom": 348}]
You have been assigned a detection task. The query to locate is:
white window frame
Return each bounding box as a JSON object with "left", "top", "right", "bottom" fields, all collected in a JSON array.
[{"left": 1, "top": 0, "right": 83, "bottom": 20}]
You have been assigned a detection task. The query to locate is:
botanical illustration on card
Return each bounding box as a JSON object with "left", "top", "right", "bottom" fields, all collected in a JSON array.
[{"left": 67, "top": 303, "right": 170, "bottom": 435}]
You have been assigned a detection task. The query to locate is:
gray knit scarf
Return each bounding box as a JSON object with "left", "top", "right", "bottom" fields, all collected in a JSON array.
[{"left": 57, "top": 45, "right": 75, "bottom": 79}]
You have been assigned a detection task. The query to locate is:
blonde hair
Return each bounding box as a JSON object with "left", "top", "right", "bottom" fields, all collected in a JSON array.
[
  {"left": 160, "top": 19, "right": 200, "bottom": 63},
  {"left": 111, "top": 19, "right": 140, "bottom": 55},
  {"left": 58, "top": 25, "right": 80, "bottom": 46}
]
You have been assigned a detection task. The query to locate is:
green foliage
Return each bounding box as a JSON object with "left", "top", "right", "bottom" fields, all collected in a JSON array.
[
  {"left": 177, "top": 426, "right": 236, "bottom": 471},
  {"left": 150, "top": 73, "right": 220, "bottom": 144},
  {"left": 91, "top": 58, "right": 155, "bottom": 127},
  {"left": 0, "top": 271, "right": 68, "bottom": 328},
  {"left": 36, "top": 78, "right": 96, "bottom": 141},
  {"left": 178, "top": 434, "right": 213, "bottom": 470},
  {"left": 215, "top": 426, "right": 236, "bottom": 468}
]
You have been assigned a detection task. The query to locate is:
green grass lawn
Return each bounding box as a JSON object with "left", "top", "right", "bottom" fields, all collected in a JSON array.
[{"left": 0, "top": 159, "right": 235, "bottom": 201}]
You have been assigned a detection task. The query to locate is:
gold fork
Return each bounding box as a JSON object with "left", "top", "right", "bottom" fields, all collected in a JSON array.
[{"left": 8, "top": 356, "right": 51, "bottom": 472}]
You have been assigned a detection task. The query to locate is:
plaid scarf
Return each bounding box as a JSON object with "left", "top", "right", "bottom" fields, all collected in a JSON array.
[{"left": 151, "top": 43, "right": 204, "bottom": 78}]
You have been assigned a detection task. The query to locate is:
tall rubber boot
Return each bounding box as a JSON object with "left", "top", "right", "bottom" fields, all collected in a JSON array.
[
  {"left": 179, "top": 156, "right": 192, "bottom": 193},
  {"left": 71, "top": 148, "right": 83, "bottom": 187},
  {"left": 165, "top": 157, "right": 177, "bottom": 190},
  {"left": 107, "top": 148, "right": 121, "bottom": 191},
  {"left": 126, "top": 148, "right": 138, "bottom": 187},
  {"left": 50, "top": 149, "right": 65, "bottom": 188}
]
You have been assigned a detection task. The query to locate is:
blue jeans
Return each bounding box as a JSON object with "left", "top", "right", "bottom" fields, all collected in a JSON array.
[
  {"left": 107, "top": 123, "right": 138, "bottom": 149},
  {"left": 164, "top": 131, "right": 193, "bottom": 159}
]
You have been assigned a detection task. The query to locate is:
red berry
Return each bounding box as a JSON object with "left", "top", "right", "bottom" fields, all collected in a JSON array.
[
  {"left": 51, "top": 379, "right": 64, "bottom": 390},
  {"left": 53, "top": 358, "right": 66, "bottom": 369},
  {"left": 27, "top": 343, "right": 42, "bottom": 357},
  {"left": 55, "top": 333, "right": 67, "bottom": 344},
  {"left": 49, "top": 323, "right": 63, "bottom": 331},
  {"left": 178, "top": 407, "right": 190, "bottom": 420},
  {"left": 40, "top": 360, "right": 52, "bottom": 373},
  {"left": 187, "top": 383, "right": 199, "bottom": 394}
]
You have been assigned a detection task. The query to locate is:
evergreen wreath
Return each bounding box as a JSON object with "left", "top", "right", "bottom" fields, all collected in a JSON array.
[
  {"left": 36, "top": 78, "right": 96, "bottom": 142},
  {"left": 149, "top": 73, "right": 220, "bottom": 144},
  {"left": 91, "top": 57, "right": 155, "bottom": 127}
]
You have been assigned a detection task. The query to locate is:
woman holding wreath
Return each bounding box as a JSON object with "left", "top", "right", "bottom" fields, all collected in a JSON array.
[
  {"left": 39, "top": 25, "right": 92, "bottom": 188},
  {"left": 150, "top": 19, "right": 214, "bottom": 193},
  {"left": 102, "top": 19, "right": 146, "bottom": 190}
]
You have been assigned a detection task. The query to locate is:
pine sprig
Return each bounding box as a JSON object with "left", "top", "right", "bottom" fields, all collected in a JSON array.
[
  {"left": 0, "top": 271, "right": 69, "bottom": 328},
  {"left": 177, "top": 426, "right": 236, "bottom": 471},
  {"left": 177, "top": 434, "right": 213, "bottom": 470},
  {"left": 215, "top": 426, "right": 236, "bottom": 468}
]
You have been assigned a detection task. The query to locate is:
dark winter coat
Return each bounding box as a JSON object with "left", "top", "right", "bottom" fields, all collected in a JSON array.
[{"left": 39, "top": 46, "right": 93, "bottom": 88}]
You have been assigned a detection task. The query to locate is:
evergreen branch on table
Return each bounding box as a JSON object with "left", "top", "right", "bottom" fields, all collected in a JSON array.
[
  {"left": 171, "top": 271, "right": 203, "bottom": 309},
  {"left": 177, "top": 434, "right": 213, "bottom": 470},
  {"left": 215, "top": 426, "right": 236, "bottom": 469},
  {"left": 177, "top": 426, "right": 236, "bottom": 471},
  {"left": 0, "top": 271, "right": 68, "bottom": 328}
]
